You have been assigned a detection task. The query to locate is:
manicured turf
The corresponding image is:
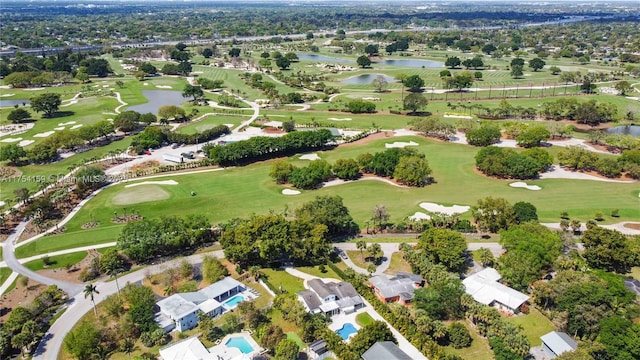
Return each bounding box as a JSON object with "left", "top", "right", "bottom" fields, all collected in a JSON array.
[
  {"left": 346, "top": 250, "right": 373, "bottom": 270},
  {"left": 505, "top": 308, "right": 555, "bottom": 347},
  {"left": 356, "top": 312, "right": 374, "bottom": 327},
  {"left": 0, "top": 267, "right": 12, "bottom": 285},
  {"left": 296, "top": 265, "right": 342, "bottom": 280},
  {"left": 24, "top": 251, "right": 89, "bottom": 271},
  {"left": 18, "top": 135, "right": 638, "bottom": 256},
  {"left": 111, "top": 184, "right": 171, "bottom": 205},
  {"left": 384, "top": 252, "right": 412, "bottom": 275},
  {"left": 286, "top": 332, "right": 306, "bottom": 349},
  {"left": 260, "top": 268, "right": 305, "bottom": 294}
]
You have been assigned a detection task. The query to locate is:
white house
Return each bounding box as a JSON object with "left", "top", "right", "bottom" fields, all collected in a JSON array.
[
  {"left": 297, "top": 279, "right": 364, "bottom": 315},
  {"left": 462, "top": 268, "right": 529, "bottom": 314},
  {"left": 540, "top": 331, "right": 578, "bottom": 358},
  {"left": 156, "top": 277, "right": 246, "bottom": 332}
]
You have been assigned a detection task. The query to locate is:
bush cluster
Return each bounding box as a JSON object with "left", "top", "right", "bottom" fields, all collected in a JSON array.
[{"left": 475, "top": 146, "right": 552, "bottom": 179}]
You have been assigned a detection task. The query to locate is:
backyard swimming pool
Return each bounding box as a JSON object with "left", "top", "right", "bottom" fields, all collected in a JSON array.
[
  {"left": 225, "top": 336, "right": 254, "bottom": 354},
  {"left": 224, "top": 295, "right": 245, "bottom": 308},
  {"left": 336, "top": 323, "right": 358, "bottom": 340}
]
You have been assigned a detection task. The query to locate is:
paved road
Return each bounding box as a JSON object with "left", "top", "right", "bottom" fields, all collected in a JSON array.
[
  {"left": 3, "top": 221, "right": 84, "bottom": 296},
  {"left": 32, "top": 250, "right": 224, "bottom": 360}
]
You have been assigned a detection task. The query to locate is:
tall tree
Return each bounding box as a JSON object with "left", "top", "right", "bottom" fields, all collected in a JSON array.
[
  {"left": 84, "top": 283, "right": 99, "bottom": 319},
  {"left": 30, "top": 93, "right": 61, "bottom": 118},
  {"left": 418, "top": 228, "right": 467, "bottom": 273},
  {"left": 472, "top": 197, "right": 516, "bottom": 233},
  {"left": 403, "top": 93, "right": 428, "bottom": 114},
  {"left": 182, "top": 84, "right": 204, "bottom": 103},
  {"left": 582, "top": 227, "right": 634, "bottom": 273}
]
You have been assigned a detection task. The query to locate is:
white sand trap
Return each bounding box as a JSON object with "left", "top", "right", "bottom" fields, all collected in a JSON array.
[
  {"left": 102, "top": 84, "right": 110, "bottom": 88},
  {"left": 409, "top": 212, "right": 431, "bottom": 221},
  {"left": 33, "top": 131, "right": 55, "bottom": 138},
  {"left": 328, "top": 117, "right": 353, "bottom": 121},
  {"left": 419, "top": 202, "right": 470, "bottom": 215},
  {"left": 156, "top": 85, "right": 172, "bottom": 89},
  {"left": 509, "top": 182, "right": 541, "bottom": 191},
  {"left": 263, "top": 121, "right": 282, "bottom": 128},
  {"left": 1, "top": 137, "right": 22, "bottom": 143},
  {"left": 1, "top": 93, "right": 15, "bottom": 97},
  {"left": 70, "top": 124, "right": 83, "bottom": 129},
  {"left": 300, "top": 153, "right": 320, "bottom": 161},
  {"left": 58, "top": 121, "right": 76, "bottom": 126},
  {"left": 143, "top": 82, "right": 149, "bottom": 86},
  {"left": 385, "top": 141, "right": 418, "bottom": 148},
  {"left": 192, "top": 71, "right": 203, "bottom": 74},
  {"left": 224, "top": 124, "right": 234, "bottom": 128},
  {"left": 444, "top": 114, "right": 472, "bottom": 119},
  {"left": 24, "top": 88, "right": 45, "bottom": 91},
  {"left": 282, "top": 189, "right": 301, "bottom": 195},
  {"left": 125, "top": 180, "right": 179, "bottom": 188},
  {"left": 0, "top": 201, "right": 5, "bottom": 207},
  {"left": 18, "top": 140, "right": 34, "bottom": 147},
  {"left": 54, "top": 127, "right": 65, "bottom": 131}
]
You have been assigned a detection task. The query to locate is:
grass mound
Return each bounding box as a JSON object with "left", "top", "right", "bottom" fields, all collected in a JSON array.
[{"left": 111, "top": 185, "right": 170, "bottom": 205}]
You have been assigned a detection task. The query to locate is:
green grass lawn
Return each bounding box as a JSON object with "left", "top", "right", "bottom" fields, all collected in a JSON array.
[
  {"left": 346, "top": 250, "right": 374, "bottom": 270},
  {"left": 23, "top": 251, "right": 89, "bottom": 271},
  {"left": 356, "top": 312, "right": 374, "bottom": 327},
  {"left": 296, "top": 264, "right": 342, "bottom": 280},
  {"left": 0, "top": 267, "right": 12, "bottom": 285},
  {"left": 443, "top": 321, "right": 493, "bottom": 360},
  {"left": 260, "top": 268, "right": 305, "bottom": 294},
  {"left": 286, "top": 332, "right": 305, "bottom": 349},
  {"left": 18, "top": 135, "right": 639, "bottom": 257},
  {"left": 176, "top": 114, "right": 250, "bottom": 134},
  {"left": 630, "top": 267, "right": 640, "bottom": 281},
  {"left": 505, "top": 308, "right": 555, "bottom": 347},
  {"left": 384, "top": 252, "right": 412, "bottom": 275}
]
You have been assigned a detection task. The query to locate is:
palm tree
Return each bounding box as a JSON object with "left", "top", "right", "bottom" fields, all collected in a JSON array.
[
  {"left": 248, "top": 265, "right": 261, "bottom": 281},
  {"left": 356, "top": 239, "right": 367, "bottom": 257},
  {"left": 120, "top": 338, "right": 136, "bottom": 359},
  {"left": 84, "top": 283, "right": 99, "bottom": 319}
]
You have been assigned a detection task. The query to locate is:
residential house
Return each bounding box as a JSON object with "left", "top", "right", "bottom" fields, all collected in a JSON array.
[
  {"left": 297, "top": 279, "right": 364, "bottom": 315},
  {"left": 462, "top": 268, "right": 529, "bottom": 314},
  {"left": 361, "top": 341, "right": 412, "bottom": 360},
  {"left": 540, "top": 331, "right": 578, "bottom": 359},
  {"left": 369, "top": 272, "right": 424, "bottom": 305},
  {"left": 308, "top": 339, "right": 332, "bottom": 360},
  {"left": 156, "top": 276, "right": 245, "bottom": 332}
]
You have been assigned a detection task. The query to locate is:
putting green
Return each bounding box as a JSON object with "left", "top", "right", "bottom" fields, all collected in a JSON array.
[{"left": 111, "top": 185, "right": 171, "bottom": 205}]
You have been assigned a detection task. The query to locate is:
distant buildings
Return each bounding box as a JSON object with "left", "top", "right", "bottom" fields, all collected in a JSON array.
[
  {"left": 156, "top": 277, "right": 248, "bottom": 332},
  {"left": 368, "top": 272, "right": 424, "bottom": 305},
  {"left": 540, "top": 331, "right": 578, "bottom": 359},
  {"left": 462, "top": 268, "right": 529, "bottom": 314},
  {"left": 361, "top": 341, "right": 412, "bottom": 360},
  {"left": 297, "top": 279, "right": 364, "bottom": 315}
]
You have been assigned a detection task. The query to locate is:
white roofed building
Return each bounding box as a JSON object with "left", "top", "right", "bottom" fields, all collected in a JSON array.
[{"left": 463, "top": 268, "right": 529, "bottom": 314}]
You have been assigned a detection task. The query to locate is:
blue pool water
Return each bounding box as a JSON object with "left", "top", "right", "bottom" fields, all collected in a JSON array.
[
  {"left": 225, "top": 337, "right": 254, "bottom": 354},
  {"left": 336, "top": 323, "right": 358, "bottom": 340},
  {"left": 225, "top": 295, "right": 245, "bottom": 308}
]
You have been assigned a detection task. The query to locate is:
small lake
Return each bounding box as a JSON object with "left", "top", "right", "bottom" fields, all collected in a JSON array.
[
  {"left": 340, "top": 73, "right": 396, "bottom": 85},
  {"left": 127, "top": 90, "right": 186, "bottom": 114},
  {"left": 607, "top": 125, "right": 640, "bottom": 137},
  {"left": 379, "top": 59, "right": 443, "bottom": 68},
  {"left": 0, "top": 99, "right": 30, "bottom": 107},
  {"left": 297, "top": 54, "right": 355, "bottom": 64}
]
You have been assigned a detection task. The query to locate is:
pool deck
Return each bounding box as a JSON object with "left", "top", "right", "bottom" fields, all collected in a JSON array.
[{"left": 209, "top": 332, "right": 263, "bottom": 360}]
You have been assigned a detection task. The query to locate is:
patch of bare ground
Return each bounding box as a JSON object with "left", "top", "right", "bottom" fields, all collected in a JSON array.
[
  {"left": 36, "top": 251, "right": 94, "bottom": 284},
  {"left": 0, "top": 278, "right": 46, "bottom": 322},
  {"left": 624, "top": 223, "right": 640, "bottom": 231},
  {"left": 338, "top": 131, "right": 389, "bottom": 148}
]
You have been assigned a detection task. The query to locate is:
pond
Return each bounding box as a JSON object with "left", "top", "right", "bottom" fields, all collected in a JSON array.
[
  {"left": 340, "top": 73, "right": 396, "bottom": 85},
  {"left": 297, "top": 54, "right": 355, "bottom": 64},
  {"left": 379, "top": 58, "right": 443, "bottom": 68},
  {"left": 0, "top": 99, "right": 30, "bottom": 107},
  {"left": 126, "top": 90, "right": 186, "bottom": 114},
  {"left": 607, "top": 125, "right": 640, "bottom": 137}
]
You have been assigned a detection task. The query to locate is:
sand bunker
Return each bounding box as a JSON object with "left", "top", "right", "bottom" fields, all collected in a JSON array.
[
  {"left": 143, "top": 82, "right": 149, "bottom": 86},
  {"left": 33, "top": 131, "right": 55, "bottom": 138},
  {"left": 409, "top": 212, "right": 431, "bottom": 221},
  {"left": 1, "top": 93, "right": 15, "bottom": 97},
  {"left": 0, "top": 137, "right": 22, "bottom": 143},
  {"left": 54, "top": 127, "right": 65, "bottom": 131},
  {"left": 444, "top": 114, "right": 472, "bottom": 119},
  {"left": 156, "top": 85, "right": 172, "bottom": 89},
  {"left": 112, "top": 185, "right": 170, "bottom": 205},
  {"left": 18, "top": 140, "right": 34, "bottom": 147},
  {"left": 58, "top": 121, "right": 77, "bottom": 126},
  {"left": 385, "top": 141, "right": 418, "bottom": 148},
  {"left": 300, "top": 153, "right": 320, "bottom": 161},
  {"left": 419, "top": 202, "right": 470, "bottom": 215},
  {"left": 0, "top": 201, "right": 5, "bottom": 207},
  {"left": 509, "top": 182, "right": 541, "bottom": 191},
  {"left": 224, "top": 124, "right": 234, "bottom": 128},
  {"left": 125, "top": 180, "right": 179, "bottom": 188},
  {"left": 70, "top": 124, "right": 83, "bottom": 129},
  {"left": 282, "top": 189, "right": 301, "bottom": 195},
  {"left": 24, "top": 88, "right": 45, "bottom": 91},
  {"left": 328, "top": 117, "right": 353, "bottom": 121}
]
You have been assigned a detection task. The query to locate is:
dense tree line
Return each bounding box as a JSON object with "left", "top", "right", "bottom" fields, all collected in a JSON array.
[
  {"left": 558, "top": 146, "right": 640, "bottom": 179},
  {"left": 204, "top": 129, "right": 334, "bottom": 166},
  {"left": 117, "top": 214, "right": 213, "bottom": 263},
  {"left": 0, "top": 286, "right": 66, "bottom": 358},
  {"left": 475, "top": 146, "right": 552, "bottom": 179},
  {"left": 130, "top": 124, "right": 229, "bottom": 154}
]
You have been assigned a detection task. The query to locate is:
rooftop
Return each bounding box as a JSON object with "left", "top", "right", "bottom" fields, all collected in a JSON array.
[
  {"left": 369, "top": 274, "right": 419, "bottom": 300},
  {"left": 159, "top": 336, "right": 212, "bottom": 360},
  {"left": 157, "top": 295, "right": 200, "bottom": 320},
  {"left": 463, "top": 268, "right": 529, "bottom": 310},
  {"left": 298, "top": 289, "right": 323, "bottom": 311},
  {"left": 540, "top": 331, "right": 577, "bottom": 356},
  {"left": 199, "top": 277, "right": 244, "bottom": 299},
  {"left": 361, "top": 341, "right": 412, "bottom": 360}
]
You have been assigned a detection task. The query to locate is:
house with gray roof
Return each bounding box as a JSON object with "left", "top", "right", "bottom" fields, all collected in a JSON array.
[
  {"left": 156, "top": 276, "right": 246, "bottom": 332},
  {"left": 361, "top": 341, "right": 412, "bottom": 360},
  {"left": 369, "top": 272, "right": 424, "bottom": 305},
  {"left": 297, "top": 279, "right": 364, "bottom": 315},
  {"left": 540, "top": 331, "right": 577, "bottom": 358},
  {"left": 462, "top": 268, "right": 529, "bottom": 314}
]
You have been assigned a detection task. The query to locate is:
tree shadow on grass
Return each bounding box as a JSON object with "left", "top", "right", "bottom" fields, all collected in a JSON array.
[{"left": 50, "top": 111, "right": 75, "bottom": 118}]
